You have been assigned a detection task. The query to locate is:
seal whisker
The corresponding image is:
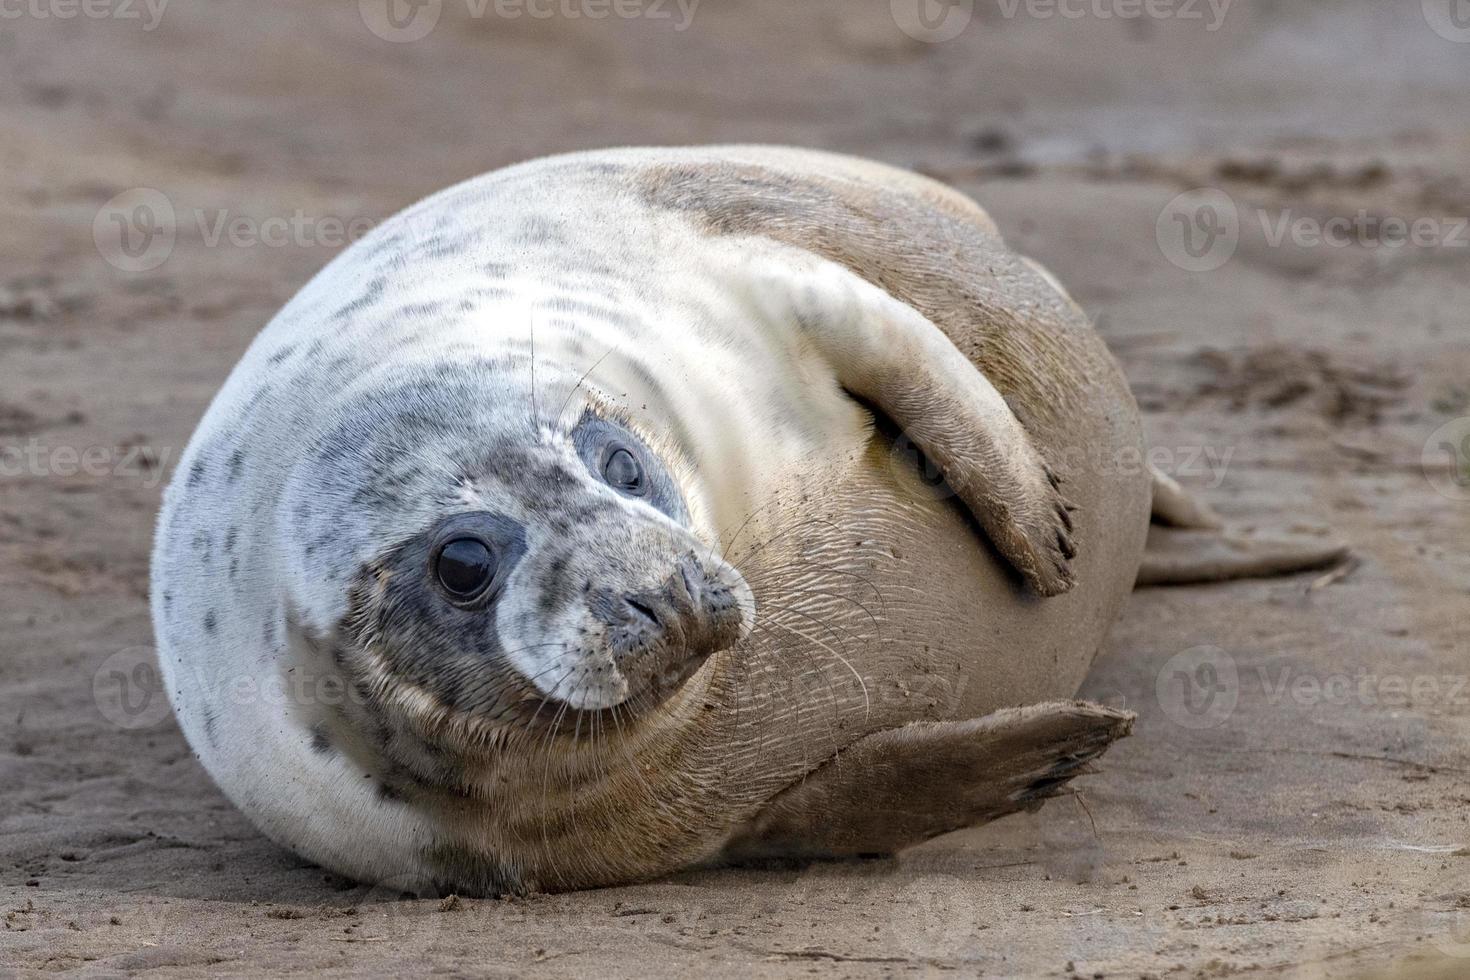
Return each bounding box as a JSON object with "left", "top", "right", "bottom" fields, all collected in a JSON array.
[
  {"left": 608, "top": 703, "right": 666, "bottom": 817},
  {"left": 726, "top": 513, "right": 894, "bottom": 615},
  {"left": 713, "top": 494, "right": 841, "bottom": 569},
  {"left": 537, "top": 690, "right": 577, "bottom": 856},
  {"left": 758, "top": 599, "right": 875, "bottom": 673},
  {"left": 752, "top": 612, "right": 871, "bottom": 724},
  {"left": 556, "top": 345, "right": 616, "bottom": 425},
  {"left": 514, "top": 654, "right": 577, "bottom": 689},
  {"left": 724, "top": 513, "right": 845, "bottom": 564},
  {"left": 525, "top": 661, "right": 578, "bottom": 735},
  {"left": 746, "top": 558, "right": 889, "bottom": 619},
  {"left": 756, "top": 594, "right": 872, "bottom": 665},
  {"left": 453, "top": 643, "right": 568, "bottom": 715},
  {"left": 517, "top": 663, "right": 575, "bottom": 764},
  {"left": 746, "top": 620, "right": 845, "bottom": 731},
  {"left": 746, "top": 575, "right": 886, "bottom": 638},
  {"left": 528, "top": 307, "right": 539, "bottom": 428},
  {"left": 717, "top": 499, "right": 780, "bottom": 563}
]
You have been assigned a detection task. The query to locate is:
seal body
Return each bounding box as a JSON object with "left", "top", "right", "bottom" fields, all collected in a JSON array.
[{"left": 152, "top": 146, "right": 1150, "bottom": 894}]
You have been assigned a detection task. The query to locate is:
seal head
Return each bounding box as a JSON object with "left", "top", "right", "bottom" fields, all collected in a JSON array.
[{"left": 281, "top": 361, "right": 753, "bottom": 753}]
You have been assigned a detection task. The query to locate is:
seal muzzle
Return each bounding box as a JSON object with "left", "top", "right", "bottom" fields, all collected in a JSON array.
[{"left": 593, "top": 554, "right": 746, "bottom": 707}]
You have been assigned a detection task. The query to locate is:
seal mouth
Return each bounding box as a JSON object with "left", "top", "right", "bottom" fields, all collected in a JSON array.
[
  {"left": 509, "top": 644, "right": 719, "bottom": 740},
  {"left": 652, "top": 646, "right": 716, "bottom": 698}
]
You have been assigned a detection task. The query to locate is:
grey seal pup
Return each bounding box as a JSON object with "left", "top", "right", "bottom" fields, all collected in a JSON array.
[{"left": 152, "top": 146, "right": 1342, "bottom": 893}]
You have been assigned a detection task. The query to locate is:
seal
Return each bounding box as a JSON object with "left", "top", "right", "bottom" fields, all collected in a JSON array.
[{"left": 152, "top": 146, "right": 1340, "bottom": 895}]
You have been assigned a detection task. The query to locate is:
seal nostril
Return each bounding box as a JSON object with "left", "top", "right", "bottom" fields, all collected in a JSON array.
[
  {"left": 623, "top": 595, "right": 662, "bottom": 628},
  {"left": 679, "top": 560, "right": 701, "bottom": 600}
]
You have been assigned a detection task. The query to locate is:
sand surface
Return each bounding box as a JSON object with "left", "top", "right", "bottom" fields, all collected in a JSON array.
[{"left": 2, "top": 1, "right": 1469, "bottom": 976}]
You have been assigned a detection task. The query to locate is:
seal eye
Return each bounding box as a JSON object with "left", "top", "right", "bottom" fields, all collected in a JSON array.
[
  {"left": 435, "top": 537, "right": 498, "bottom": 600},
  {"left": 603, "top": 447, "right": 646, "bottom": 495}
]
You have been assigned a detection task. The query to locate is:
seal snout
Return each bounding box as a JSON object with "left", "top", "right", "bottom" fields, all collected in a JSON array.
[{"left": 592, "top": 554, "right": 747, "bottom": 709}]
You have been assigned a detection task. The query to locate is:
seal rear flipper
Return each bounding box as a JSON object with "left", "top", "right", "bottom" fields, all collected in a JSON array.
[
  {"left": 1140, "top": 464, "right": 1350, "bottom": 586},
  {"left": 1137, "top": 526, "right": 1350, "bottom": 587},
  {"left": 717, "top": 702, "right": 1133, "bottom": 864},
  {"left": 1149, "top": 464, "right": 1224, "bottom": 530}
]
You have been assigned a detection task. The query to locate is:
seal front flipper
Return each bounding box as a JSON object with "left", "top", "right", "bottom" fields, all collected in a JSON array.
[
  {"left": 718, "top": 702, "right": 1132, "bottom": 863},
  {"left": 770, "top": 259, "right": 1079, "bottom": 597}
]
